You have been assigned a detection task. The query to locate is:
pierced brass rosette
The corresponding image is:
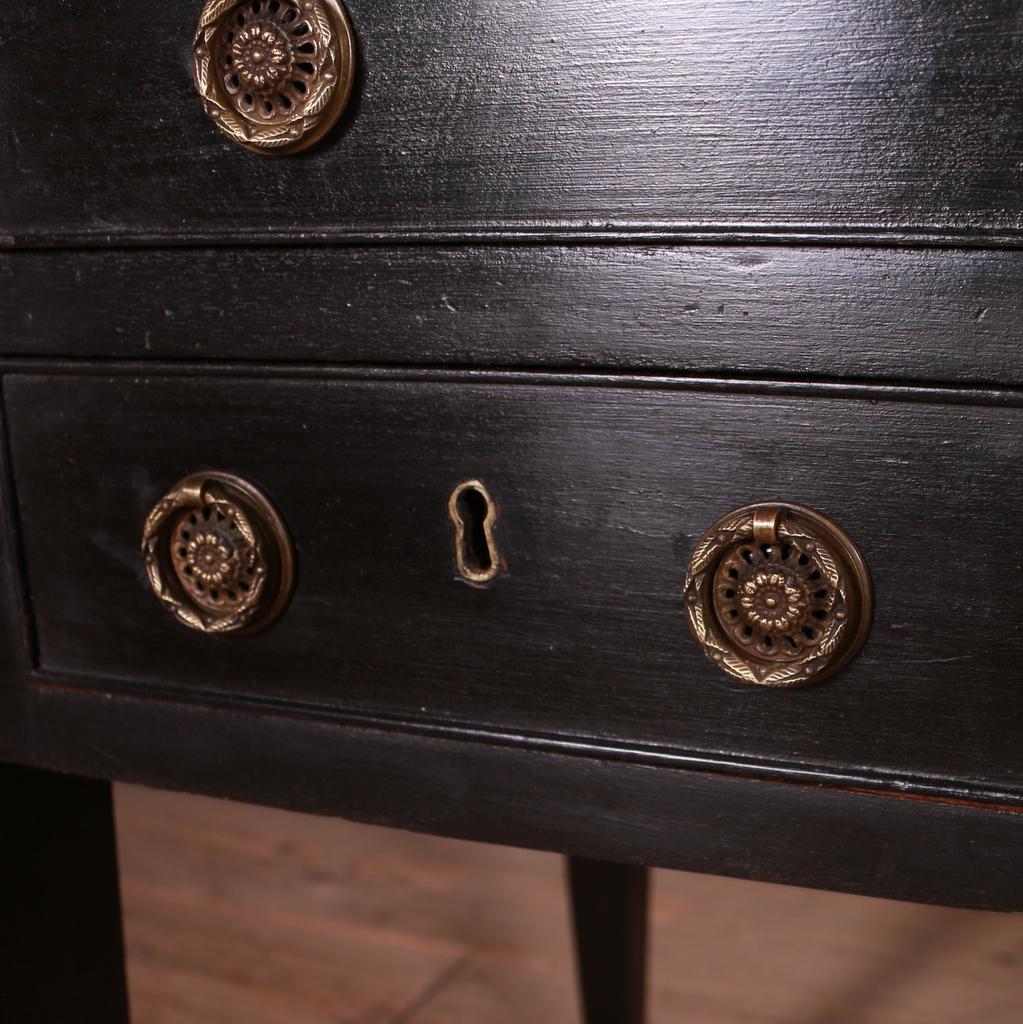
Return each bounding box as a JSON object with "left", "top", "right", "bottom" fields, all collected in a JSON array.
[
  {"left": 683, "top": 503, "right": 872, "bottom": 688},
  {"left": 142, "top": 472, "right": 295, "bottom": 634},
  {"left": 193, "top": 0, "right": 355, "bottom": 155}
]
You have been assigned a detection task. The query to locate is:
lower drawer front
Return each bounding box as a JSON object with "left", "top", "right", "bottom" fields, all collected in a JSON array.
[{"left": 6, "top": 374, "right": 1021, "bottom": 793}]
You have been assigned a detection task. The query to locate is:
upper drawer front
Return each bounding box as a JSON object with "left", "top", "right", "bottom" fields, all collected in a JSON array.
[
  {"left": 6, "top": 373, "right": 1022, "bottom": 796},
  {"left": 4, "top": 0, "right": 1023, "bottom": 245}
]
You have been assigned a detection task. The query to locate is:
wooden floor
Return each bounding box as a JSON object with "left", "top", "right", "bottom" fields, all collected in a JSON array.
[{"left": 115, "top": 784, "right": 1023, "bottom": 1024}]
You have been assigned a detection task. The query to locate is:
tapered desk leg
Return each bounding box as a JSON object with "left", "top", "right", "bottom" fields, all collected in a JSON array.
[
  {"left": 0, "top": 763, "right": 131, "bottom": 1022},
  {"left": 567, "top": 856, "right": 649, "bottom": 1024}
]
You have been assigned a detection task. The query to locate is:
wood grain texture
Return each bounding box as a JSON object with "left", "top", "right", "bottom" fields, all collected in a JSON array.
[
  {"left": 5, "top": 0, "right": 1023, "bottom": 245},
  {"left": 3, "top": 244, "right": 1023, "bottom": 386},
  {"left": 116, "top": 784, "right": 577, "bottom": 1024},
  {"left": 5, "top": 370, "right": 1023, "bottom": 804},
  {"left": 24, "top": 682, "right": 1023, "bottom": 911},
  {"left": 2, "top": 0, "right": 1021, "bottom": 940},
  {"left": 115, "top": 784, "right": 1023, "bottom": 1024}
]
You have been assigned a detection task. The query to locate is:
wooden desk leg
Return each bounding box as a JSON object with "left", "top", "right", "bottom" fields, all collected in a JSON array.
[
  {"left": 0, "top": 763, "right": 131, "bottom": 1022},
  {"left": 567, "top": 856, "right": 649, "bottom": 1024}
]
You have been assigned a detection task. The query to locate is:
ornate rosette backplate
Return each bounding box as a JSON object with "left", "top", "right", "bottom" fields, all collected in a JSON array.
[
  {"left": 142, "top": 472, "right": 295, "bottom": 634},
  {"left": 193, "top": 0, "right": 355, "bottom": 155},
  {"left": 682, "top": 503, "right": 872, "bottom": 688}
]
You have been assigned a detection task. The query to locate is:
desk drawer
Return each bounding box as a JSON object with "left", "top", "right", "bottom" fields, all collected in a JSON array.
[
  {"left": 6, "top": 372, "right": 1022, "bottom": 795},
  {"left": 4, "top": 0, "right": 1023, "bottom": 245}
]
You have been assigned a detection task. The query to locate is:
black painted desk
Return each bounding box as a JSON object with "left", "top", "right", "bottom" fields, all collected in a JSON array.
[{"left": 2, "top": 1, "right": 1022, "bottom": 1020}]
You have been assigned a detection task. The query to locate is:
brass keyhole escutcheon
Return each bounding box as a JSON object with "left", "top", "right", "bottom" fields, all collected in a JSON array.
[
  {"left": 142, "top": 471, "right": 295, "bottom": 634},
  {"left": 683, "top": 503, "right": 872, "bottom": 688},
  {"left": 449, "top": 480, "right": 501, "bottom": 584},
  {"left": 193, "top": 0, "right": 356, "bottom": 155}
]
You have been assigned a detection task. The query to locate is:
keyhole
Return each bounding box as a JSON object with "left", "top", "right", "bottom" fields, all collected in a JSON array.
[{"left": 449, "top": 480, "right": 501, "bottom": 584}]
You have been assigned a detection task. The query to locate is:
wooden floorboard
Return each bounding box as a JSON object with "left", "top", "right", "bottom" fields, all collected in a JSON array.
[{"left": 115, "top": 784, "right": 1023, "bottom": 1024}]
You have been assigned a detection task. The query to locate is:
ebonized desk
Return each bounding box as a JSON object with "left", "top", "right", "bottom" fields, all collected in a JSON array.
[{"left": 2, "top": 1, "right": 1022, "bottom": 1020}]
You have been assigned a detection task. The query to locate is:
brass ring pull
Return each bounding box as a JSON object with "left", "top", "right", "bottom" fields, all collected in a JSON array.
[
  {"left": 193, "top": 0, "right": 356, "bottom": 155},
  {"left": 683, "top": 503, "right": 872, "bottom": 688},
  {"left": 141, "top": 471, "right": 295, "bottom": 634}
]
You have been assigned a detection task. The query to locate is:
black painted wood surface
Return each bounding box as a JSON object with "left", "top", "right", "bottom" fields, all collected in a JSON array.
[
  {"left": 568, "top": 857, "right": 648, "bottom": 1024},
  {"left": 26, "top": 680, "right": 1023, "bottom": 911},
  {"left": 3, "top": 244, "right": 1023, "bottom": 386},
  {"left": 0, "top": 763, "right": 130, "bottom": 1022},
  {"left": 0, "top": 397, "right": 32, "bottom": 767},
  {"left": 3, "top": 0, "right": 1023, "bottom": 926},
  {"left": 5, "top": 0, "right": 1023, "bottom": 246},
  {"left": 6, "top": 369, "right": 1022, "bottom": 803}
]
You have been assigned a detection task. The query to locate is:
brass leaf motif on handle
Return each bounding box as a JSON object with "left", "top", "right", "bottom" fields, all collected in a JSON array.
[
  {"left": 141, "top": 472, "right": 294, "bottom": 636},
  {"left": 199, "top": 0, "right": 238, "bottom": 31},
  {"left": 780, "top": 520, "right": 842, "bottom": 590},
  {"left": 681, "top": 503, "right": 871, "bottom": 689},
  {"left": 192, "top": 0, "right": 355, "bottom": 155},
  {"left": 688, "top": 512, "right": 754, "bottom": 579},
  {"left": 195, "top": 52, "right": 211, "bottom": 98}
]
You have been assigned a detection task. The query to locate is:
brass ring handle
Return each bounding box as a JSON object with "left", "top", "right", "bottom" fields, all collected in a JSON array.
[
  {"left": 141, "top": 471, "right": 295, "bottom": 634},
  {"left": 193, "top": 0, "right": 356, "bottom": 155},
  {"left": 683, "top": 503, "right": 872, "bottom": 688}
]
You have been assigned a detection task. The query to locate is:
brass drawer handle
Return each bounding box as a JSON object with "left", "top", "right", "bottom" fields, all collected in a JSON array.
[
  {"left": 683, "top": 503, "right": 872, "bottom": 688},
  {"left": 193, "top": 0, "right": 356, "bottom": 155},
  {"left": 141, "top": 472, "right": 295, "bottom": 634}
]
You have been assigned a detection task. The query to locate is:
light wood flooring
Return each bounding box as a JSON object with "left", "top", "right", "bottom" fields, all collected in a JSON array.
[{"left": 115, "top": 784, "right": 1023, "bottom": 1024}]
